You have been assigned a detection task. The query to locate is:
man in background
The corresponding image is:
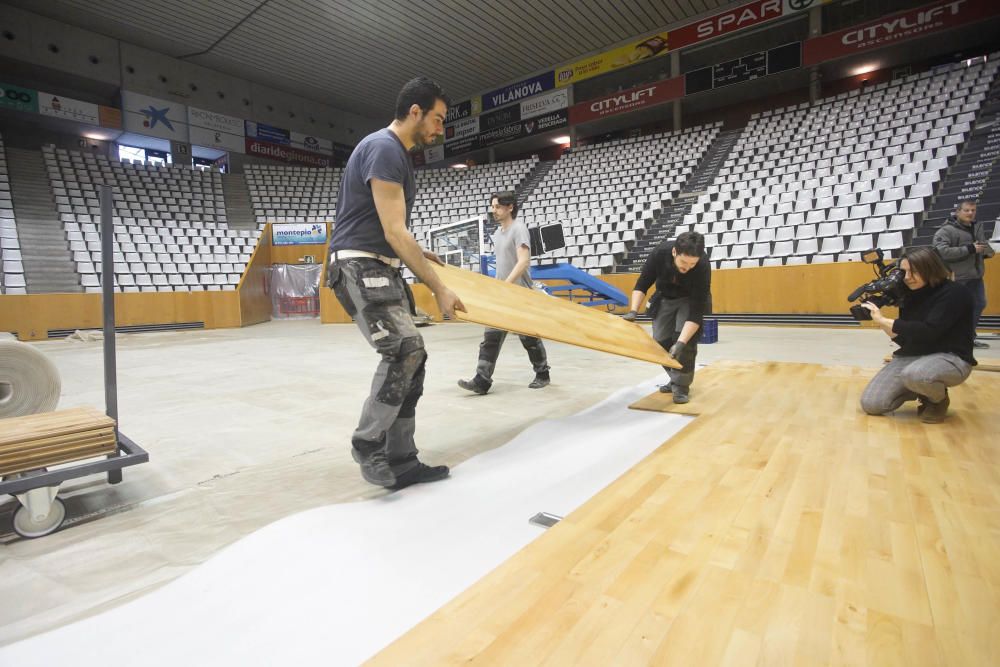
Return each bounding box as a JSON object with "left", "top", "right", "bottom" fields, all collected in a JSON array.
[
  {"left": 458, "top": 191, "right": 550, "bottom": 395},
  {"left": 933, "top": 199, "right": 994, "bottom": 348}
]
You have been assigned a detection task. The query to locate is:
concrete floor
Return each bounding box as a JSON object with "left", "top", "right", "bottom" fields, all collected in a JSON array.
[{"left": 0, "top": 320, "right": 898, "bottom": 645}]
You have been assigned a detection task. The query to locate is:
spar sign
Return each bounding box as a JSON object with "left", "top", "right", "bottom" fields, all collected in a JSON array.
[{"left": 803, "top": 0, "right": 999, "bottom": 64}]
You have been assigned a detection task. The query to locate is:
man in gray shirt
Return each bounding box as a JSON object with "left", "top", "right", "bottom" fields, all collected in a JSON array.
[
  {"left": 458, "top": 191, "right": 550, "bottom": 394},
  {"left": 328, "top": 77, "right": 465, "bottom": 489}
]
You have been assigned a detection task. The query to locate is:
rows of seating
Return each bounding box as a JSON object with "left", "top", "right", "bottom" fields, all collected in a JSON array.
[
  {"left": 675, "top": 58, "right": 1000, "bottom": 268},
  {"left": 43, "top": 146, "right": 257, "bottom": 292},
  {"left": 411, "top": 158, "right": 538, "bottom": 236},
  {"left": 523, "top": 123, "right": 720, "bottom": 272},
  {"left": 245, "top": 164, "right": 342, "bottom": 224},
  {"left": 0, "top": 133, "right": 24, "bottom": 294}
]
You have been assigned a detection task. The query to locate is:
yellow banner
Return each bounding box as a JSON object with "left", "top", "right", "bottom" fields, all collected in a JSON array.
[{"left": 556, "top": 32, "right": 669, "bottom": 87}]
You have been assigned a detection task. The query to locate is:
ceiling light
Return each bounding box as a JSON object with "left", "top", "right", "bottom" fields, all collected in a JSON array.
[
  {"left": 850, "top": 63, "right": 879, "bottom": 76},
  {"left": 552, "top": 135, "right": 571, "bottom": 145},
  {"left": 450, "top": 163, "right": 468, "bottom": 169}
]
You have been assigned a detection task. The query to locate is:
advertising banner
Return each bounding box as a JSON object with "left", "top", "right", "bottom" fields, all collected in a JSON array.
[
  {"left": 569, "top": 78, "right": 683, "bottom": 124},
  {"left": 556, "top": 33, "right": 669, "bottom": 87},
  {"left": 481, "top": 72, "right": 555, "bottom": 110},
  {"left": 38, "top": 92, "right": 99, "bottom": 125},
  {"left": 99, "top": 105, "right": 122, "bottom": 129},
  {"left": 189, "top": 107, "right": 245, "bottom": 153},
  {"left": 246, "top": 138, "right": 332, "bottom": 167},
  {"left": 333, "top": 142, "right": 354, "bottom": 164},
  {"left": 272, "top": 223, "right": 328, "bottom": 246},
  {"left": 245, "top": 120, "right": 291, "bottom": 144},
  {"left": 445, "top": 115, "right": 479, "bottom": 143},
  {"left": 0, "top": 82, "right": 38, "bottom": 113},
  {"left": 803, "top": 0, "right": 998, "bottom": 65},
  {"left": 122, "top": 90, "right": 189, "bottom": 141},
  {"left": 291, "top": 131, "right": 333, "bottom": 154},
  {"left": 444, "top": 109, "right": 569, "bottom": 158},
  {"left": 446, "top": 98, "right": 481, "bottom": 122},
  {"left": 479, "top": 104, "right": 521, "bottom": 133},
  {"left": 520, "top": 88, "right": 569, "bottom": 120},
  {"left": 423, "top": 144, "right": 444, "bottom": 164},
  {"left": 671, "top": 0, "right": 782, "bottom": 49}
]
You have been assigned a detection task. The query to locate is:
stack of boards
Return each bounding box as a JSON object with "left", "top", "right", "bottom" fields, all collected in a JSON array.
[{"left": 0, "top": 407, "right": 117, "bottom": 476}]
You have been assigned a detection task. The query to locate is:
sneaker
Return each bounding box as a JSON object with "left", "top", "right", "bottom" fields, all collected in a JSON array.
[
  {"left": 351, "top": 447, "right": 396, "bottom": 487},
  {"left": 672, "top": 386, "right": 690, "bottom": 404},
  {"left": 658, "top": 383, "right": 673, "bottom": 394},
  {"left": 528, "top": 374, "right": 550, "bottom": 389},
  {"left": 458, "top": 378, "right": 490, "bottom": 395},
  {"left": 920, "top": 391, "right": 950, "bottom": 424},
  {"left": 389, "top": 462, "right": 451, "bottom": 490},
  {"left": 973, "top": 340, "right": 989, "bottom": 349}
]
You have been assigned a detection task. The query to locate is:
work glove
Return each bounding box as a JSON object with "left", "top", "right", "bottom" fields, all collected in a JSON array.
[
  {"left": 622, "top": 310, "right": 638, "bottom": 322},
  {"left": 669, "top": 340, "right": 687, "bottom": 359}
]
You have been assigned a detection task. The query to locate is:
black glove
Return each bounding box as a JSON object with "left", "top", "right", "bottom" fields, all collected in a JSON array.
[
  {"left": 669, "top": 340, "right": 687, "bottom": 359},
  {"left": 622, "top": 310, "right": 638, "bottom": 322}
]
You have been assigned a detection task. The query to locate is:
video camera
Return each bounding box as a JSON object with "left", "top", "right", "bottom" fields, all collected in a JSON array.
[{"left": 847, "top": 249, "right": 907, "bottom": 321}]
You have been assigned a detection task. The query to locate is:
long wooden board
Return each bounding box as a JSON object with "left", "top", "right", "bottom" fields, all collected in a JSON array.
[{"left": 434, "top": 263, "right": 680, "bottom": 368}]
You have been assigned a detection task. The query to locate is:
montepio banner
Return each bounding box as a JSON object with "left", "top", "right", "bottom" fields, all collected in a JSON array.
[
  {"left": 803, "top": 0, "right": 999, "bottom": 65},
  {"left": 569, "top": 78, "right": 684, "bottom": 124}
]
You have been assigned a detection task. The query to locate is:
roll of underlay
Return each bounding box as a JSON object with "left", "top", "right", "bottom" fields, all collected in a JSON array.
[{"left": 0, "top": 340, "right": 61, "bottom": 419}]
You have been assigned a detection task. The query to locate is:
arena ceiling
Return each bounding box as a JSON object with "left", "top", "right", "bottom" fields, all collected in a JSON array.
[{"left": 7, "top": 0, "right": 734, "bottom": 118}]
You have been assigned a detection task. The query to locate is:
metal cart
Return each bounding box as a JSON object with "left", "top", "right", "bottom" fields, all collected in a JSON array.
[{"left": 1, "top": 186, "right": 149, "bottom": 538}]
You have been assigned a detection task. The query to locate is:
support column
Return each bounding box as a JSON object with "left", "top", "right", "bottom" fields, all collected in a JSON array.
[
  {"left": 671, "top": 51, "right": 682, "bottom": 130},
  {"left": 808, "top": 6, "right": 823, "bottom": 102},
  {"left": 488, "top": 147, "right": 496, "bottom": 164}
]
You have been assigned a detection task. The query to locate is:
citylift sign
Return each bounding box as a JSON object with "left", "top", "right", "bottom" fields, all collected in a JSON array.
[{"left": 569, "top": 78, "right": 684, "bottom": 124}]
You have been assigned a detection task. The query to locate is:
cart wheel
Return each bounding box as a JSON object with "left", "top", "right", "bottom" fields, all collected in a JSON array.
[{"left": 12, "top": 498, "right": 66, "bottom": 538}]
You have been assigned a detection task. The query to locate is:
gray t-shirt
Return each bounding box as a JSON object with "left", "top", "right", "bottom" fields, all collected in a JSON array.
[
  {"left": 492, "top": 220, "right": 532, "bottom": 289},
  {"left": 329, "top": 128, "right": 414, "bottom": 258}
]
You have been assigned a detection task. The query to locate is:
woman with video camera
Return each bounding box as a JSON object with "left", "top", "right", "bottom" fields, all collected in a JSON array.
[{"left": 860, "top": 246, "right": 976, "bottom": 423}]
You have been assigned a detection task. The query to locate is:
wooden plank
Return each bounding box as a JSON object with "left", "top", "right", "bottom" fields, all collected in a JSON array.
[
  {"left": 433, "top": 263, "right": 680, "bottom": 368},
  {"left": 0, "top": 407, "right": 115, "bottom": 447},
  {"left": 367, "top": 361, "right": 1000, "bottom": 665},
  {"left": 0, "top": 430, "right": 116, "bottom": 462}
]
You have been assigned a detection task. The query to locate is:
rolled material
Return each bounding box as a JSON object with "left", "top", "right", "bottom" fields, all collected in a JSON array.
[{"left": 0, "top": 341, "right": 61, "bottom": 418}]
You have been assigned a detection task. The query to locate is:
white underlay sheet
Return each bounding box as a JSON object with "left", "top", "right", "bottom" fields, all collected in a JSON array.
[{"left": 1, "top": 377, "right": 689, "bottom": 666}]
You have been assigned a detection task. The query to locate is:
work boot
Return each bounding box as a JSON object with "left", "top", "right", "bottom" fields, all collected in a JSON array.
[
  {"left": 658, "top": 382, "right": 673, "bottom": 394},
  {"left": 672, "top": 385, "right": 690, "bottom": 404},
  {"left": 352, "top": 447, "right": 395, "bottom": 487},
  {"left": 920, "top": 391, "right": 950, "bottom": 424},
  {"left": 458, "top": 377, "right": 490, "bottom": 395},
  {"left": 528, "top": 372, "right": 550, "bottom": 389},
  {"left": 389, "top": 462, "right": 451, "bottom": 490}
]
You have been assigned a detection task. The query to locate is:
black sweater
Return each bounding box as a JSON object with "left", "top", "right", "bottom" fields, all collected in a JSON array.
[
  {"left": 634, "top": 241, "right": 712, "bottom": 325},
  {"left": 891, "top": 280, "right": 976, "bottom": 364}
]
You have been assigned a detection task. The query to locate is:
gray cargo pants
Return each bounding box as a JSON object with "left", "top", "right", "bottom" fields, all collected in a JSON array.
[
  {"left": 860, "top": 353, "right": 972, "bottom": 415},
  {"left": 650, "top": 295, "right": 699, "bottom": 389},
  {"left": 472, "top": 328, "right": 549, "bottom": 388},
  {"left": 328, "top": 257, "right": 423, "bottom": 476}
]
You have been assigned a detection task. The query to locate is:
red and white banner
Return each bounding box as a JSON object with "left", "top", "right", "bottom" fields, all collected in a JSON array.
[
  {"left": 245, "top": 138, "right": 331, "bottom": 167},
  {"left": 670, "top": 0, "right": 818, "bottom": 50},
  {"left": 803, "top": 0, "right": 999, "bottom": 65},
  {"left": 569, "top": 78, "right": 684, "bottom": 124}
]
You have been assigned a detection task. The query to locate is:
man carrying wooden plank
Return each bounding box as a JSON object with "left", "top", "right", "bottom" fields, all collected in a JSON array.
[
  {"left": 327, "top": 77, "right": 464, "bottom": 490},
  {"left": 623, "top": 231, "right": 712, "bottom": 404}
]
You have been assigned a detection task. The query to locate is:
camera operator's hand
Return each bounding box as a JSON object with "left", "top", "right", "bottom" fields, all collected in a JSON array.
[
  {"left": 860, "top": 302, "right": 884, "bottom": 322},
  {"left": 621, "top": 310, "right": 638, "bottom": 322},
  {"left": 669, "top": 340, "right": 687, "bottom": 359}
]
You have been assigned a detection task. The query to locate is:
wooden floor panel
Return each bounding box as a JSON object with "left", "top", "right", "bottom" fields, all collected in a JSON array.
[{"left": 367, "top": 361, "right": 1000, "bottom": 666}]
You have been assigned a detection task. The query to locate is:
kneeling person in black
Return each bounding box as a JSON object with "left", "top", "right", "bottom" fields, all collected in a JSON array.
[
  {"left": 624, "top": 232, "right": 711, "bottom": 403},
  {"left": 860, "top": 246, "right": 976, "bottom": 423}
]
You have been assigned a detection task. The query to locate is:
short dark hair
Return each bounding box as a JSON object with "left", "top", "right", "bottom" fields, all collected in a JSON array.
[
  {"left": 394, "top": 77, "right": 449, "bottom": 121},
  {"left": 902, "top": 246, "right": 950, "bottom": 288},
  {"left": 956, "top": 199, "right": 977, "bottom": 210},
  {"left": 491, "top": 191, "right": 518, "bottom": 219},
  {"left": 674, "top": 231, "right": 704, "bottom": 257}
]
